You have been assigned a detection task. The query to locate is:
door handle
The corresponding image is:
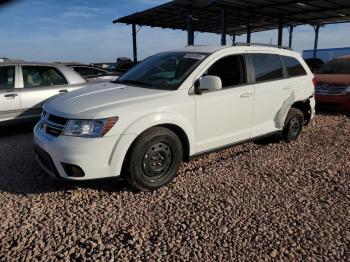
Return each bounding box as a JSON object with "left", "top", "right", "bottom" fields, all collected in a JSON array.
[
  {"left": 4, "top": 93, "right": 18, "bottom": 98},
  {"left": 58, "top": 89, "right": 68, "bottom": 94},
  {"left": 240, "top": 92, "right": 253, "bottom": 98}
]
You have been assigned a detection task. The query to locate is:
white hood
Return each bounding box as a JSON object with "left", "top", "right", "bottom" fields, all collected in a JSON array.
[{"left": 44, "top": 81, "right": 171, "bottom": 119}]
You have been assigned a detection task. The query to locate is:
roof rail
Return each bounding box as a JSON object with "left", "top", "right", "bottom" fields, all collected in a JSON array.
[{"left": 233, "top": 42, "right": 293, "bottom": 51}]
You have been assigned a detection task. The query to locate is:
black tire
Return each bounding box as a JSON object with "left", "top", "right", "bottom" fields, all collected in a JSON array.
[
  {"left": 282, "top": 108, "right": 304, "bottom": 142},
  {"left": 125, "top": 127, "right": 183, "bottom": 191}
]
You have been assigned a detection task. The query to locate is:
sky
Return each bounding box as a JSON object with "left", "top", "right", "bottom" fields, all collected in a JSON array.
[{"left": 0, "top": 0, "right": 350, "bottom": 63}]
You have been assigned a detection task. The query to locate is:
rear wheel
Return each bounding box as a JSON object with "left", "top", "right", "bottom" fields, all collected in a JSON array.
[
  {"left": 125, "top": 127, "right": 183, "bottom": 191},
  {"left": 282, "top": 108, "right": 304, "bottom": 142}
]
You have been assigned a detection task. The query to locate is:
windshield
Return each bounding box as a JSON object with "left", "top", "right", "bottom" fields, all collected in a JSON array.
[
  {"left": 318, "top": 59, "right": 350, "bottom": 74},
  {"left": 115, "top": 52, "right": 208, "bottom": 90}
]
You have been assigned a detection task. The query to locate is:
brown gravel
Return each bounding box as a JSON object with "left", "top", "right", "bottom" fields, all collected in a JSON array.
[{"left": 0, "top": 113, "right": 349, "bottom": 261}]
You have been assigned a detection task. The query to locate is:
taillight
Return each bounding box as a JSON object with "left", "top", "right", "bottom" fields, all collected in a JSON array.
[{"left": 312, "top": 77, "right": 317, "bottom": 88}]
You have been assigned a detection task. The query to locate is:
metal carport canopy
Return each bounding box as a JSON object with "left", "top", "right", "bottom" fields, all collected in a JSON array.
[{"left": 113, "top": 0, "right": 350, "bottom": 61}]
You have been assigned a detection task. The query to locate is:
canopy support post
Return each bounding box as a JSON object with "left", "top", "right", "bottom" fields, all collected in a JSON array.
[
  {"left": 132, "top": 24, "right": 137, "bottom": 62},
  {"left": 277, "top": 20, "right": 283, "bottom": 46},
  {"left": 231, "top": 34, "right": 236, "bottom": 45},
  {"left": 288, "top": 26, "right": 294, "bottom": 48},
  {"left": 187, "top": 14, "right": 194, "bottom": 45},
  {"left": 247, "top": 23, "right": 251, "bottom": 44},
  {"left": 313, "top": 25, "right": 320, "bottom": 58},
  {"left": 221, "top": 9, "right": 226, "bottom": 45}
]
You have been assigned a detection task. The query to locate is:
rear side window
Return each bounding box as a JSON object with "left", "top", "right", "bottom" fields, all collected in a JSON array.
[
  {"left": 73, "top": 67, "right": 100, "bottom": 77},
  {"left": 0, "top": 66, "right": 15, "bottom": 89},
  {"left": 22, "top": 66, "right": 68, "bottom": 88},
  {"left": 250, "top": 54, "right": 284, "bottom": 82},
  {"left": 281, "top": 56, "right": 307, "bottom": 77}
]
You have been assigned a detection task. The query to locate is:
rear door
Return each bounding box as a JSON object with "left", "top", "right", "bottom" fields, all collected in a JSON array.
[
  {"left": 0, "top": 65, "right": 21, "bottom": 121},
  {"left": 248, "top": 53, "right": 293, "bottom": 137},
  {"left": 19, "top": 65, "right": 70, "bottom": 117}
]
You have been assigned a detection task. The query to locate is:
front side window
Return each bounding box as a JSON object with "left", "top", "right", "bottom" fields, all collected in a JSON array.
[
  {"left": 73, "top": 67, "right": 99, "bottom": 77},
  {"left": 281, "top": 56, "right": 307, "bottom": 77},
  {"left": 118, "top": 63, "right": 136, "bottom": 72},
  {"left": 0, "top": 66, "right": 15, "bottom": 89},
  {"left": 318, "top": 59, "right": 350, "bottom": 74},
  {"left": 251, "top": 54, "right": 284, "bottom": 82},
  {"left": 205, "top": 55, "right": 246, "bottom": 88},
  {"left": 97, "top": 69, "right": 107, "bottom": 75},
  {"left": 117, "top": 52, "right": 208, "bottom": 90},
  {"left": 22, "top": 66, "right": 68, "bottom": 88}
]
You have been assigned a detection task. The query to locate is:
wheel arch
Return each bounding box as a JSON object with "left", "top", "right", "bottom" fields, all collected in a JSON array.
[
  {"left": 110, "top": 112, "right": 196, "bottom": 178},
  {"left": 291, "top": 99, "right": 312, "bottom": 125}
]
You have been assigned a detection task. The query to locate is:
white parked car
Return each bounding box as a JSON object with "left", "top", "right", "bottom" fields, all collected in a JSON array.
[
  {"left": 34, "top": 45, "right": 316, "bottom": 191},
  {"left": 66, "top": 64, "right": 119, "bottom": 81},
  {"left": 0, "top": 62, "right": 88, "bottom": 124}
]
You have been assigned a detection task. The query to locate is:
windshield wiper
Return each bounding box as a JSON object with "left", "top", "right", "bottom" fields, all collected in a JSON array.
[{"left": 112, "top": 79, "right": 152, "bottom": 87}]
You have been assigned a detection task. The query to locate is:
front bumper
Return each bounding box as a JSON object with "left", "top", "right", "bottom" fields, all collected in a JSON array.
[
  {"left": 34, "top": 123, "right": 131, "bottom": 180},
  {"left": 315, "top": 93, "right": 350, "bottom": 112}
]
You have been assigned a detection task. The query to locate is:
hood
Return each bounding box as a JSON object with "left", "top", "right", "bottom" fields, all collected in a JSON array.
[
  {"left": 315, "top": 74, "right": 350, "bottom": 85},
  {"left": 45, "top": 81, "right": 171, "bottom": 119}
]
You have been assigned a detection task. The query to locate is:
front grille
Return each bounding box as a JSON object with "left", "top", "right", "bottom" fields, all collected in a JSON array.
[
  {"left": 34, "top": 144, "right": 60, "bottom": 177},
  {"left": 316, "top": 84, "right": 347, "bottom": 95},
  {"left": 48, "top": 114, "right": 67, "bottom": 126},
  {"left": 41, "top": 111, "right": 67, "bottom": 137}
]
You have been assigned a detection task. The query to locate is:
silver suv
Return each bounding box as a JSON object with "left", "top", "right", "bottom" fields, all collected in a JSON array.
[{"left": 0, "top": 62, "right": 88, "bottom": 124}]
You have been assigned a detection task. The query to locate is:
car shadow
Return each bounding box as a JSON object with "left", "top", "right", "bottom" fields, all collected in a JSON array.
[
  {"left": 0, "top": 121, "right": 37, "bottom": 137},
  {"left": 316, "top": 108, "right": 350, "bottom": 118},
  {"left": 0, "top": 122, "right": 132, "bottom": 195}
]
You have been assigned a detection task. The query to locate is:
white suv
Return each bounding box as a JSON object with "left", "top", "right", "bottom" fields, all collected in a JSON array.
[{"left": 34, "top": 45, "right": 316, "bottom": 191}]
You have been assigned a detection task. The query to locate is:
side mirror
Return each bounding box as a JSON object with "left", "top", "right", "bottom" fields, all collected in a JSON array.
[{"left": 197, "top": 75, "right": 222, "bottom": 92}]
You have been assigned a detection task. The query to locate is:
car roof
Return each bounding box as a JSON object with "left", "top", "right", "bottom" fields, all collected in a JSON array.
[
  {"left": 66, "top": 64, "right": 104, "bottom": 68},
  {"left": 0, "top": 61, "right": 63, "bottom": 66},
  {"left": 169, "top": 44, "right": 298, "bottom": 56}
]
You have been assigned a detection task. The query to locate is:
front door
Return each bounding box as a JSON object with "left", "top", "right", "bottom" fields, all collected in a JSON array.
[
  {"left": 19, "top": 65, "right": 70, "bottom": 117},
  {"left": 0, "top": 65, "right": 21, "bottom": 121},
  {"left": 195, "top": 54, "right": 254, "bottom": 153}
]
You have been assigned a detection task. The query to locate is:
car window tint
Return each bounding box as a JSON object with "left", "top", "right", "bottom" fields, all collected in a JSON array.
[
  {"left": 118, "top": 63, "right": 135, "bottom": 72},
  {"left": 205, "top": 55, "right": 246, "bottom": 88},
  {"left": 0, "top": 66, "right": 15, "bottom": 89},
  {"left": 119, "top": 52, "right": 207, "bottom": 90},
  {"left": 281, "top": 56, "right": 307, "bottom": 77},
  {"left": 97, "top": 69, "right": 107, "bottom": 75},
  {"left": 251, "top": 54, "right": 284, "bottom": 82},
  {"left": 73, "top": 67, "right": 99, "bottom": 77},
  {"left": 318, "top": 59, "right": 350, "bottom": 74},
  {"left": 22, "top": 66, "right": 68, "bottom": 88}
]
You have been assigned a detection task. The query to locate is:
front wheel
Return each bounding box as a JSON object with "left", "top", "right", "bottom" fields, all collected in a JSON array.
[
  {"left": 125, "top": 127, "right": 183, "bottom": 191},
  {"left": 282, "top": 108, "right": 304, "bottom": 142}
]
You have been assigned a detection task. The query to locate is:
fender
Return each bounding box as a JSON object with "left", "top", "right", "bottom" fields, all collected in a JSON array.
[{"left": 109, "top": 111, "right": 196, "bottom": 177}]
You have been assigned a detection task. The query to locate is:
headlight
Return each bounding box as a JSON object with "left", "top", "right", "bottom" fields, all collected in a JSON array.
[{"left": 62, "top": 117, "right": 118, "bottom": 138}]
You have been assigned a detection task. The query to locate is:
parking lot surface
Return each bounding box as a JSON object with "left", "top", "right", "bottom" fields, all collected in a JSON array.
[{"left": 0, "top": 113, "right": 349, "bottom": 261}]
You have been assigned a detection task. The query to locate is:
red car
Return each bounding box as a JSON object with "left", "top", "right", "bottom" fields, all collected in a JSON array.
[{"left": 315, "top": 56, "right": 350, "bottom": 112}]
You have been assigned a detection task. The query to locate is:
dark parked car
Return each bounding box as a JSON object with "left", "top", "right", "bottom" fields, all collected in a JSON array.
[
  {"left": 90, "top": 63, "right": 114, "bottom": 69},
  {"left": 107, "top": 60, "right": 138, "bottom": 76},
  {"left": 315, "top": 56, "right": 350, "bottom": 112},
  {"left": 66, "top": 65, "right": 119, "bottom": 81},
  {"left": 304, "top": 58, "right": 325, "bottom": 73}
]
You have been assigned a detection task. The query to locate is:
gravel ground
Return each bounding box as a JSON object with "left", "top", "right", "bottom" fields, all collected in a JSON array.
[{"left": 0, "top": 113, "right": 349, "bottom": 261}]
